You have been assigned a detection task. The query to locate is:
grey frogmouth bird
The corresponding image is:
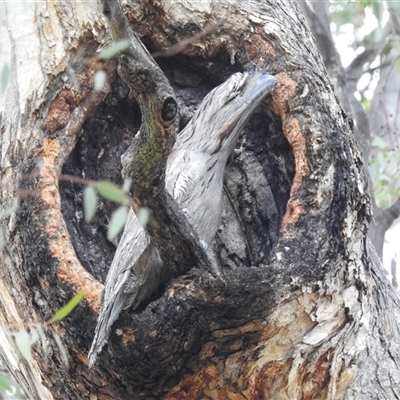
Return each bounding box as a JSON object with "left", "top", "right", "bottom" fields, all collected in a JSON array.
[{"left": 89, "top": 71, "right": 277, "bottom": 366}]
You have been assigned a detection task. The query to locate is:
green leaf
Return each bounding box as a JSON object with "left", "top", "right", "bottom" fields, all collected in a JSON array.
[
  {"left": 372, "top": 136, "right": 387, "bottom": 150},
  {"left": 14, "top": 330, "right": 31, "bottom": 362},
  {"left": 93, "top": 70, "right": 107, "bottom": 91},
  {"left": 360, "top": 96, "right": 370, "bottom": 111},
  {"left": 108, "top": 206, "right": 128, "bottom": 240},
  {"left": 52, "top": 332, "right": 69, "bottom": 368},
  {"left": 137, "top": 207, "right": 149, "bottom": 227},
  {"left": 98, "top": 40, "right": 130, "bottom": 60},
  {"left": 95, "top": 181, "right": 129, "bottom": 205},
  {"left": 122, "top": 178, "right": 132, "bottom": 193},
  {"left": 83, "top": 186, "right": 98, "bottom": 223},
  {"left": 0, "top": 373, "right": 12, "bottom": 392},
  {"left": 379, "top": 174, "right": 391, "bottom": 183},
  {"left": 30, "top": 329, "right": 40, "bottom": 346},
  {"left": 1, "top": 63, "right": 10, "bottom": 96},
  {"left": 49, "top": 292, "right": 85, "bottom": 323}
]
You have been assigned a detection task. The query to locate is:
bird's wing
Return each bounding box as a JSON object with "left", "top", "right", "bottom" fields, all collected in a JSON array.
[
  {"left": 89, "top": 208, "right": 155, "bottom": 366},
  {"left": 90, "top": 71, "right": 278, "bottom": 366},
  {"left": 166, "top": 149, "right": 208, "bottom": 205},
  {"left": 102, "top": 208, "right": 151, "bottom": 309}
]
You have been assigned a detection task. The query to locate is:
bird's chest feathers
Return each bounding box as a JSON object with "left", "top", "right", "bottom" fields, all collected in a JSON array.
[{"left": 166, "top": 151, "right": 224, "bottom": 206}]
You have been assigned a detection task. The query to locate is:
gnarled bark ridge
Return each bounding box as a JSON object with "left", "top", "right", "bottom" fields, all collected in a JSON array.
[{"left": 0, "top": 0, "right": 399, "bottom": 399}]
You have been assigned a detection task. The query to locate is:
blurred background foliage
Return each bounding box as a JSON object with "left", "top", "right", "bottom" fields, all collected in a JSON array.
[{"left": 329, "top": 0, "right": 400, "bottom": 209}]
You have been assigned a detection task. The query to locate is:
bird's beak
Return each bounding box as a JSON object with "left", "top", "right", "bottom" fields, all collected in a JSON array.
[
  {"left": 243, "top": 73, "right": 278, "bottom": 107},
  {"left": 216, "top": 73, "right": 277, "bottom": 150}
]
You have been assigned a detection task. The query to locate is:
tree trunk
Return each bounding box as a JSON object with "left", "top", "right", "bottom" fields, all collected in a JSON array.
[
  {"left": 1, "top": 1, "right": 399, "bottom": 399},
  {"left": 300, "top": 1, "right": 400, "bottom": 261}
]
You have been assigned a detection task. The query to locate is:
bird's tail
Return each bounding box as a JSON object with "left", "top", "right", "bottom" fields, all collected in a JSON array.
[
  {"left": 89, "top": 242, "right": 165, "bottom": 367},
  {"left": 88, "top": 288, "right": 127, "bottom": 367}
]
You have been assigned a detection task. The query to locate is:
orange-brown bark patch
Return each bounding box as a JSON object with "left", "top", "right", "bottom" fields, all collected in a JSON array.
[
  {"left": 199, "top": 364, "right": 220, "bottom": 385},
  {"left": 121, "top": 327, "right": 135, "bottom": 345},
  {"left": 245, "top": 33, "right": 276, "bottom": 66},
  {"left": 76, "top": 382, "right": 90, "bottom": 396},
  {"left": 252, "top": 360, "right": 291, "bottom": 399},
  {"left": 46, "top": 89, "right": 77, "bottom": 134},
  {"left": 166, "top": 365, "right": 217, "bottom": 399},
  {"left": 46, "top": 61, "right": 97, "bottom": 134},
  {"left": 300, "top": 347, "right": 333, "bottom": 400},
  {"left": 166, "top": 291, "right": 352, "bottom": 399},
  {"left": 76, "top": 350, "right": 92, "bottom": 367},
  {"left": 268, "top": 72, "right": 297, "bottom": 118},
  {"left": 282, "top": 198, "right": 303, "bottom": 233},
  {"left": 335, "top": 365, "right": 357, "bottom": 398},
  {"left": 167, "top": 364, "right": 248, "bottom": 400},
  {"left": 267, "top": 73, "right": 309, "bottom": 230},
  {"left": 280, "top": 117, "right": 308, "bottom": 231},
  {"left": 284, "top": 118, "right": 309, "bottom": 195},
  {"left": 37, "top": 137, "right": 102, "bottom": 312},
  {"left": 213, "top": 322, "right": 265, "bottom": 338}
]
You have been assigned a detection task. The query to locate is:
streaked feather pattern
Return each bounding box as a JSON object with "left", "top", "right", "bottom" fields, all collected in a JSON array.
[{"left": 89, "top": 72, "right": 277, "bottom": 365}]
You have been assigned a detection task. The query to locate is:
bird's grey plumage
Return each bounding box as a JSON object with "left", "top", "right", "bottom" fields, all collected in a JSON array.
[{"left": 89, "top": 72, "right": 277, "bottom": 366}]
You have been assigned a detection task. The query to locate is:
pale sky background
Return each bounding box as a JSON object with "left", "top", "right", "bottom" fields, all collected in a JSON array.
[{"left": 332, "top": 6, "right": 398, "bottom": 281}]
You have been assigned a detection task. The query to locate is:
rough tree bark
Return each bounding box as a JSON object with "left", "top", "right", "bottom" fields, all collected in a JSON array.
[
  {"left": 300, "top": 1, "right": 400, "bottom": 261},
  {"left": 1, "top": 1, "right": 400, "bottom": 399}
]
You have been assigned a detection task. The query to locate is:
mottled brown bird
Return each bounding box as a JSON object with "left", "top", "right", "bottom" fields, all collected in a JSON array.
[{"left": 89, "top": 71, "right": 277, "bottom": 366}]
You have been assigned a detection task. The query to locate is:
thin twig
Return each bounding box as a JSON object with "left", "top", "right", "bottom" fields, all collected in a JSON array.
[{"left": 151, "top": 21, "right": 224, "bottom": 58}]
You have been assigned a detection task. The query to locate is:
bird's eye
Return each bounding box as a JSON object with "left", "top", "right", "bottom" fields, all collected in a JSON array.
[
  {"left": 227, "top": 81, "right": 241, "bottom": 99},
  {"left": 162, "top": 97, "right": 178, "bottom": 121},
  {"left": 225, "top": 75, "right": 247, "bottom": 102},
  {"left": 103, "top": 2, "right": 111, "bottom": 16}
]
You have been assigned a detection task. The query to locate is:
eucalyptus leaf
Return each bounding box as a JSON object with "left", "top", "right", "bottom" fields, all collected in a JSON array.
[
  {"left": 98, "top": 40, "right": 130, "bottom": 60},
  {"left": 30, "top": 329, "right": 40, "bottom": 346},
  {"left": 379, "top": 174, "right": 391, "bottom": 183},
  {"left": 0, "top": 373, "right": 12, "bottom": 392},
  {"left": 137, "top": 207, "right": 150, "bottom": 227},
  {"left": 372, "top": 136, "right": 387, "bottom": 150},
  {"left": 122, "top": 178, "right": 132, "bottom": 193},
  {"left": 14, "top": 330, "right": 31, "bottom": 362},
  {"left": 49, "top": 292, "right": 85, "bottom": 323},
  {"left": 95, "top": 181, "right": 129, "bottom": 205},
  {"left": 93, "top": 70, "right": 107, "bottom": 91},
  {"left": 108, "top": 206, "right": 128, "bottom": 240},
  {"left": 83, "top": 186, "right": 98, "bottom": 223}
]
